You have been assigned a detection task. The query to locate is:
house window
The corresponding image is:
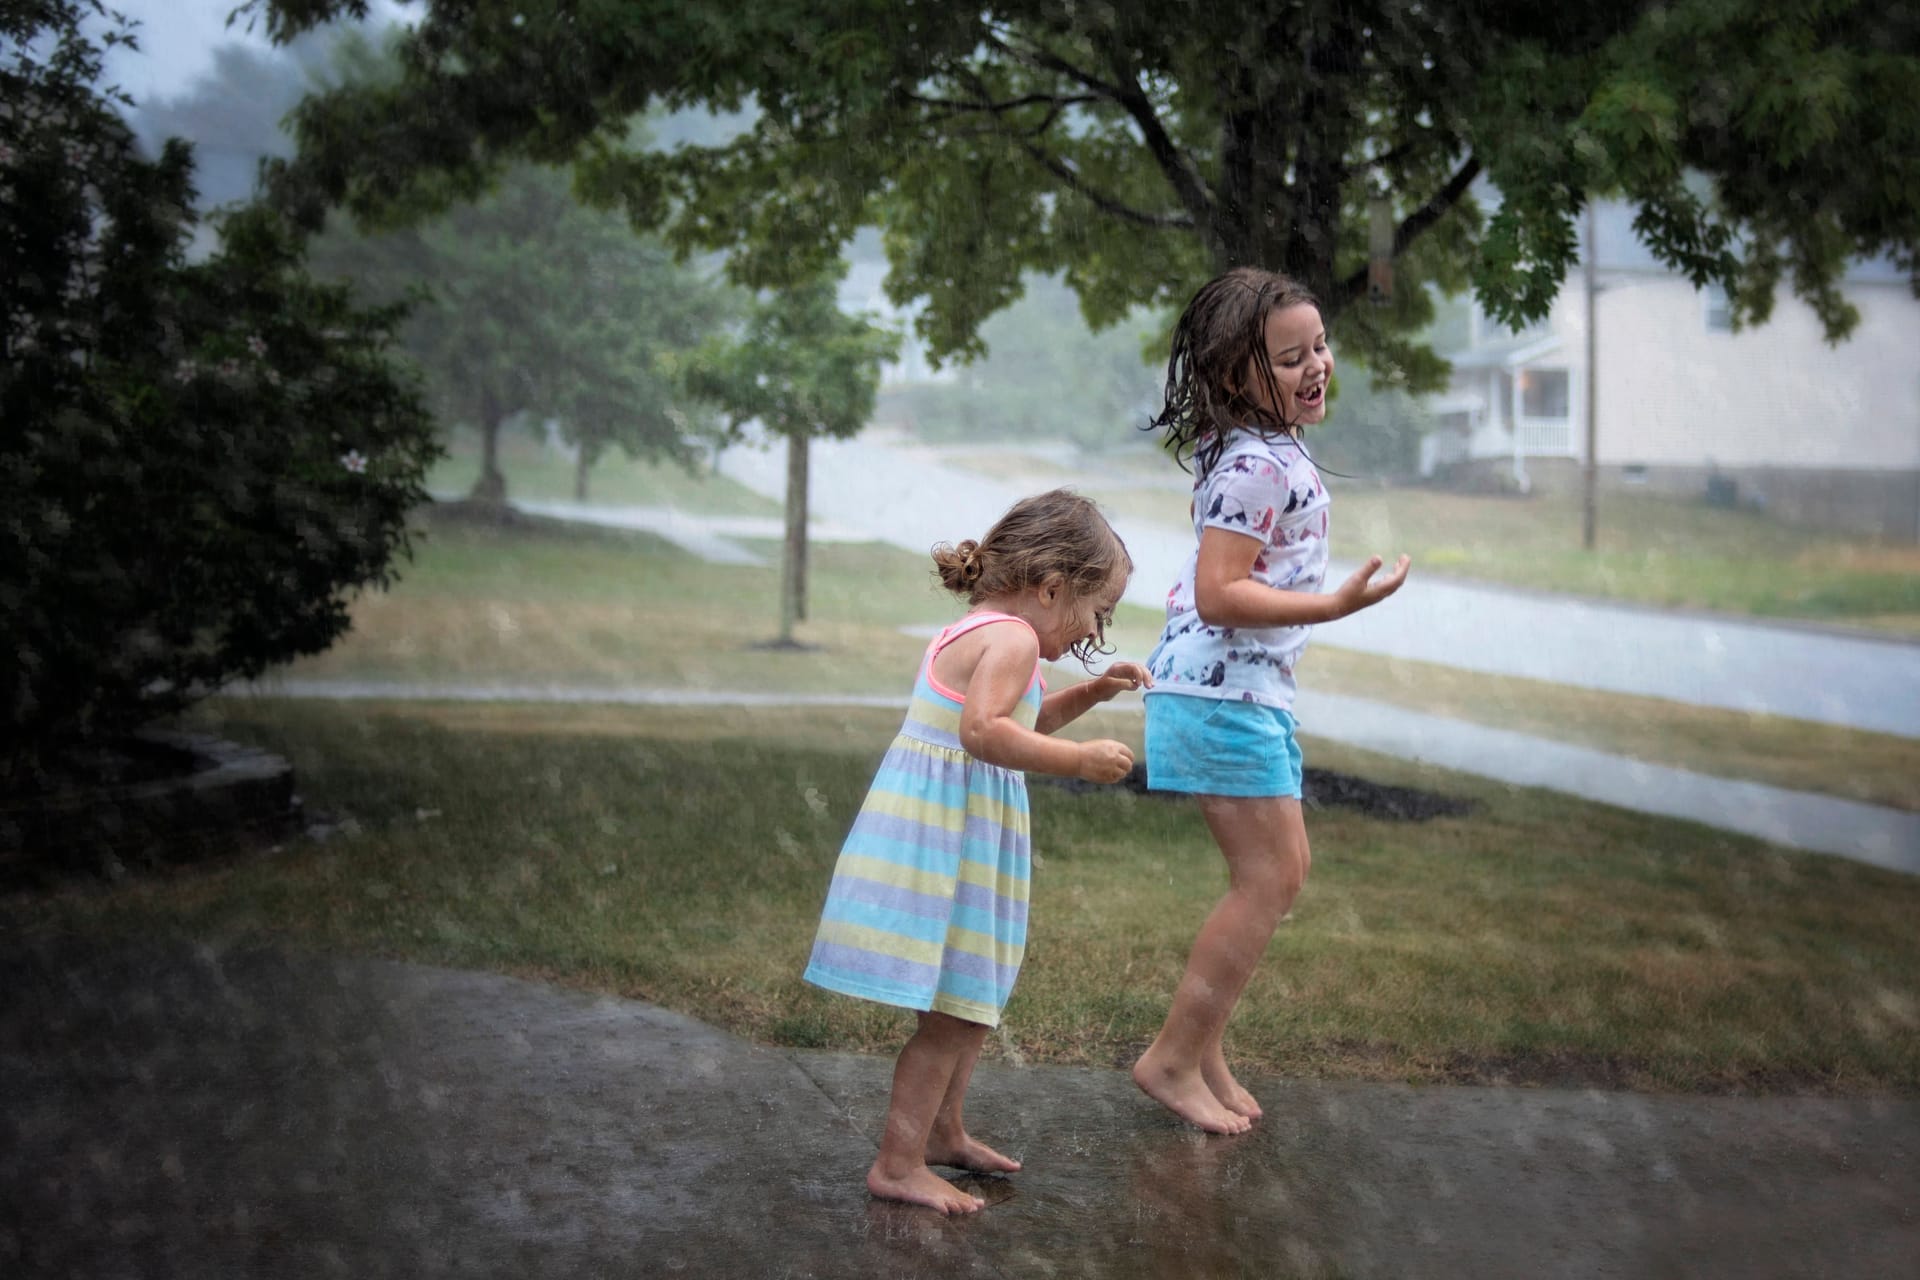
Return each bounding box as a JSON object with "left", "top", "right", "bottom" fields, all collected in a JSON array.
[
  {"left": 1518, "top": 369, "right": 1569, "bottom": 419},
  {"left": 1703, "top": 284, "right": 1733, "bottom": 333}
]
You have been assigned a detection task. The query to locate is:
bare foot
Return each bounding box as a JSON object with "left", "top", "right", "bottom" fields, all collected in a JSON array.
[
  {"left": 867, "top": 1162, "right": 987, "bottom": 1215},
  {"left": 1132, "top": 1050, "right": 1252, "bottom": 1135},
  {"left": 926, "top": 1131, "right": 1022, "bottom": 1173},
  {"left": 1203, "top": 1055, "right": 1263, "bottom": 1120}
]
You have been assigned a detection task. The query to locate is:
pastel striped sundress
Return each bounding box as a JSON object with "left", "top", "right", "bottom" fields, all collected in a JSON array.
[{"left": 803, "top": 612, "right": 1043, "bottom": 1027}]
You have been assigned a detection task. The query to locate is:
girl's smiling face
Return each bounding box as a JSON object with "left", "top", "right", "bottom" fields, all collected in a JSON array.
[{"left": 1247, "top": 302, "right": 1333, "bottom": 426}]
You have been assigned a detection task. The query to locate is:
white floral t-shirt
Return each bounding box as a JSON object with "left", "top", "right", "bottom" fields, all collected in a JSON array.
[{"left": 1145, "top": 432, "right": 1330, "bottom": 709}]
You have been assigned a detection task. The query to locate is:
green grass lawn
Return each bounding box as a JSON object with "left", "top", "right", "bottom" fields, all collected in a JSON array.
[
  {"left": 293, "top": 512, "right": 1919, "bottom": 812},
  {"left": 12, "top": 699, "right": 1915, "bottom": 1096},
  {"left": 1336, "top": 486, "right": 1920, "bottom": 631},
  {"left": 286, "top": 511, "right": 951, "bottom": 694}
]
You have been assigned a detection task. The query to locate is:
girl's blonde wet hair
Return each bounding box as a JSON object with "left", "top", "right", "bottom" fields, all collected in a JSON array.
[{"left": 931, "top": 488, "right": 1132, "bottom": 663}]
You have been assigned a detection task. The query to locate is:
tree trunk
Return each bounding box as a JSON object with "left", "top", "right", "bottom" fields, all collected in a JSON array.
[
  {"left": 1282, "top": 18, "right": 1363, "bottom": 308},
  {"left": 779, "top": 431, "right": 810, "bottom": 643},
  {"left": 574, "top": 445, "right": 591, "bottom": 502},
  {"left": 470, "top": 386, "right": 507, "bottom": 504},
  {"left": 1212, "top": 16, "right": 1364, "bottom": 323},
  {"left": 795, "top": 434, "right": 810, "bottom": 623}
]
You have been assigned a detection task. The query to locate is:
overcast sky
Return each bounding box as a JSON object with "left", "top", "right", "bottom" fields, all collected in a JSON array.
[{"left": 95, "top": 0, "right": 411, "bottom": 104}]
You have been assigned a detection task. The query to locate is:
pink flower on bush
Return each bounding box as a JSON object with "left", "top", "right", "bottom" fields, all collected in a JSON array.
[
  {"left": 172, "top": 359, "right": 196, "bottom": 384},
  {"left": 246, "top": 334, "right": 267, "bottom": 357},
  {"left": 340, "top": 450, "right": 368, "bottom": 474}
]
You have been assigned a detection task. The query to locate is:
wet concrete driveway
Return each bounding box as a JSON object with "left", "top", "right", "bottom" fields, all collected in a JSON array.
[{"left": 3, "top": 937, "right": 1913, "bottom": 1278}]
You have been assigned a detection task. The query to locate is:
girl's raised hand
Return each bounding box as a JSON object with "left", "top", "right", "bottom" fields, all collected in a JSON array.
[
  {"left": 1097, "top": 662, "right": 1154, "bottom": 699},
  {"left": 1076, "top": 739, "right": 1134, "bottom": 784},
  {"left": 1330, "top": 554, "right": 1411, "bottom": 618}
]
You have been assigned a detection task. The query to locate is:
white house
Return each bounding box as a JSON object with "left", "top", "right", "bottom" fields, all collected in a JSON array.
[{"left": 1421, "top": 200, "right": 1920, "bottom": 540}]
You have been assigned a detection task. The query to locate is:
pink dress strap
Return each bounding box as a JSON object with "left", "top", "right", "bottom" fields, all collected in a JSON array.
[{"left": 924, "top": 611, "right": 1047, "bottom": 702}]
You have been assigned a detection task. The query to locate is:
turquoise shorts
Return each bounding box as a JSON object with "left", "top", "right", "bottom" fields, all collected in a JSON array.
[{"left": 1144, "top": 693, "right": 1304, "bottom": 798}]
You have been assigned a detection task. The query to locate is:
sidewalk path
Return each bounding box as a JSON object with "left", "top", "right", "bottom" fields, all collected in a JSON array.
[
  {"left": 5, "top": 936, "right": 1913, "bottom": 1279},
  {"left": 716, "top": 436, "right": 1920, "bottom": 738},
  {"left": 247, "top": 679, "right": 1920, "bottom": 873},
  {"left": 1295, "top": 690, "right": 1920, "bottom": 875}
]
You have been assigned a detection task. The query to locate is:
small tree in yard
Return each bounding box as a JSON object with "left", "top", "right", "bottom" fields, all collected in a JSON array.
[
  {"left": 0, "top": 1, "right": 439, "bottom": 788},
  {"left": 686, "top": 275, "right": 896, "bottom": 647}
]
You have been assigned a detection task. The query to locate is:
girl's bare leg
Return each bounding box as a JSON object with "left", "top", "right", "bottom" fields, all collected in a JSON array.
[
  {"left": 868, "top": 1011, "right": 993, "bottom": 1213},
  {"left": 1132, "top": 795, "right": 1310, "bottom": 1133},
  {"left": 925, "top": 1031, "right": 1022, "bottom": 1173}
]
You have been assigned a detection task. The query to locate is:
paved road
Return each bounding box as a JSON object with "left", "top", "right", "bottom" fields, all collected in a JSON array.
[{"left": 718, "top": 435, "right": 1920, "bottom": 739}]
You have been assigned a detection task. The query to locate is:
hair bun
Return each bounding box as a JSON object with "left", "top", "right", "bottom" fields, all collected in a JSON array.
[
  {"left": 932, "top": 538, "right": 987, "bottom": 595},
  {"left": 956, "top": 540, "right": 983, "bottom": 586}
]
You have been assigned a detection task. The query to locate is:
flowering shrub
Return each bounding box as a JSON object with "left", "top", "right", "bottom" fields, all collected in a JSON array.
[{"left": 1, "top": 1, "right": 440, "bottom": 781}]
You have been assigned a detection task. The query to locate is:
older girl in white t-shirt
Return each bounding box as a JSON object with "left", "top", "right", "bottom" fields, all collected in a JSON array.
[{"left": 1135, "top": 268, "right": 1412, "bottom": 1135}]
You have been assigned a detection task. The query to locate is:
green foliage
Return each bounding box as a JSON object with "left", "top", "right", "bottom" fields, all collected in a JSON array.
[
  {"left": 1, "top": 0, "right": 439, "bottom": 776},
  {"left": 252, "top": 0, "right": 1916, "bottom": 377},
  {"left": 1472, "top": 0, "right": 1920, "bottom": 339},
  {"left": 309, "top": 162, "right": 739, "bottom": 491},
  {"left": 879, "top": 274, "right": 1161, "bottom": 447},
  {"left": 684, "top": 271, "right": 897, "bottom": 444}
]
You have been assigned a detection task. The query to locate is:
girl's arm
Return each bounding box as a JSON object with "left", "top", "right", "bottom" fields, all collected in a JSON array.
[
  {"left": 958, "top": 630, "right": 1133, "bottom": 782},
  {"left": 1035, "top": 663, "right": 1153, "bottom": 736},
  {"left": 1193, "top": 529, "right": 1409, "bottom": 628}
]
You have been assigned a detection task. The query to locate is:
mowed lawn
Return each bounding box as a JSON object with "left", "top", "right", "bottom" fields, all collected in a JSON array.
[
  {"left": 12, "top": 698, "right": 1916, "bottom": 1096},
  {"left": 281, "top": 509, "right": 949, "bottom": 694},
  {"left": 285, "top": 510, "right": 1920, "bottom": 813},
  {"left": 1337, "top": 485, "right": 1920, "bottom": 632}
]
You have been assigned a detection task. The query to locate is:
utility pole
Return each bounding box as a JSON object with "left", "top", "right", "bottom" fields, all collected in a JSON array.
[{"left": 1583, "top": 202, "right": 1600, "bottom": 551}]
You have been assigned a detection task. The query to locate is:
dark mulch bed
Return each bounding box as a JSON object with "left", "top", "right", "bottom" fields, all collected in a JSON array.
[
  {"left": 1039, "top": 763, "right": 1475, "bottom": 822},
  {"left": 1, "top": 733, "right": 298, "bottom": 888}
]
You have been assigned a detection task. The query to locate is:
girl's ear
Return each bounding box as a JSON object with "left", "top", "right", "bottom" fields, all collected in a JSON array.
[{"left": 1037, "top": 572, "right": 1067, "bottom": 604}]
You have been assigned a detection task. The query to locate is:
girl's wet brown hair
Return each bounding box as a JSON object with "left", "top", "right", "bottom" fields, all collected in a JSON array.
[
  {"left": 1150, "top": 267, "right": 1321, "bottom": 478},
  {"left": 931, "top": 488, "right": 1132, "bottom": 664}
]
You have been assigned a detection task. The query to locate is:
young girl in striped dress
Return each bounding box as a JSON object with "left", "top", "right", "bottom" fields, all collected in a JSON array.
[{"left": 803, "top": 488, "right": 1149, "bottom": 1215}]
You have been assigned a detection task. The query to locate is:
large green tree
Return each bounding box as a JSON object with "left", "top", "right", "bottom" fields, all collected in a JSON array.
[
  {"left": 251, "top": 0, "right": 1916, "bottom": 388},
  {"left": 685, "top": 274, "right": 896, "bottom": 646}
]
